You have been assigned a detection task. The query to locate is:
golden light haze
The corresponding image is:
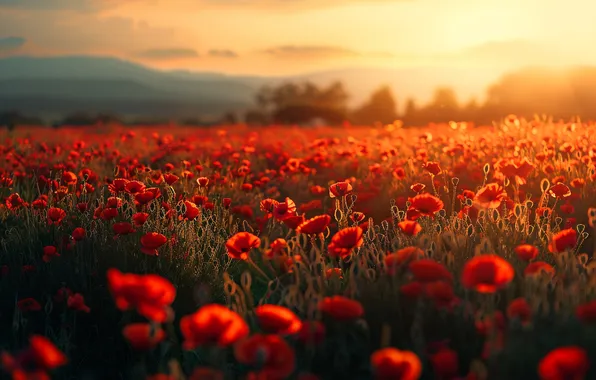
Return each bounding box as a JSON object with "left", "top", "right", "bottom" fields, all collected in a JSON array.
[{"left": 0, "top": 0, "right": 594, "bottom": 75}]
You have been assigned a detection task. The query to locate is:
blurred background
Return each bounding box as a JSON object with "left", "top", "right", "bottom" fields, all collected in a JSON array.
[{"left": 0, "top": 0, "right": 594, "bottom": 127}]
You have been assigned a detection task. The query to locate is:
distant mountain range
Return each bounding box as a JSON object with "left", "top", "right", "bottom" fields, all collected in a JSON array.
[{"left": 0, "top": 55, "right": 508, "bottom": 120}]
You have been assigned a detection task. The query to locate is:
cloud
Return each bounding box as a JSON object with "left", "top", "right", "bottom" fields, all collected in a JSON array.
[
  {"left": 208, "top": 49, "right": 238, "bottom": 58},
  {"left": 0, "top": 9, "right": 188, "bottom": 58},
  {"left": 0, "top": 0, "right": 104, "bottom": 11},
  {"left": 442, "top": 40, "right": 571, "bottom": 66},
  {"left": 0, "top": 0, "right": 407, "bottom": 12},
  {"left": 261, "top": 45, "right": 396, "bottom": 61},
  {"left": 0, "top": 36, "right": 25, "bottom": 51},
  {"left": 195, "top": 0, "right": 410, "bottom": 10},
  {"left": 263, "top": 45, "right": 360, "bottom": 59},
  {"left": 137, "top": 48, "right": 199, "bottom": 59}
]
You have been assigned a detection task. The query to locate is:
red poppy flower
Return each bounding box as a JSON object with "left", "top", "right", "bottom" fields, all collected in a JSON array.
[
  {"left": 559, "top": 203, "right": 574, "bottom": 215},
  {"left": 430, "top": 348, "right": 459, "bottom": 380},
  {"left": 474, "top": 183, "right": 507, "bottom": 209},
  {"left": 409, "top": 259, "right": 453, "bottom": 283},
  {"left": 140, "top": 232, "right": 168, "bottom": 256},
  {"left": 475, "top": 310, "right": 506, "bottom": 336},
  {"left": 164, "top": 173, "right": 179, "bottom": 185},
  {"left": 576, "top": 301, "right": 596, "bottom": 324},
  {"left": 54, "top": 287, "right": 73, "bottom": 303},
  {"left": 398, "top": 220, "right": 422, "bottom": 236},
  {"left": 423, "top": 161, "right": 442, "bottom": 176},
  {"left": 2, "top": 335, "right": 68, "bottom": 378},
  {"left": 548, "top": 228, "right": 577, "bottom": 253},
  {"left": 548, "top": 183, "right": 571, "bottom": 199},
  {"left": 272, "top": 198, "right": 297, "bottom": 221},
  {"left": 351, "top": 211, "right": 366, "bottom": 223},
  {"left": 107, "top": 269, "right": 176, "bottom": 322},
  {"left": 461, "top": 254, "right": 514, "bottom": 293},
  {"left": 283, "top": 214, "right": 306, "bottom": 230},
  {"left": 28, "top": 335, "right": 68, "bottom": 370},
  {"left": 514, "top": 244, "right": 539, "bottom": 261},
  {"left": 135, "top": 191, "right": 156, "bottom": 206},
  {"left": 47, "top": 207, "right": 67, "bottom": 225},
  {"left": 327, "top": 227, "right": 364, "bottom": 259},
  {"left": 196, "top": 177, "right": 210, "bottom": 187},
  {"left": 106, "top": 197, "right": 123, "bottom": 208},
  {"left": 100, "top": 207, "right": 118, "bottom": 221},
  {"left": 410, "top": 183, "right": 425, "bottom": 193},
  {"left": 370, "top": 347, "right": 422, "bottom": 380},
  {"left": 125, "top": 180, "right": 146, "bottom": 194},
  {"left": 495, "top": 158, "right": 535, "bottom": 185},
  {"left": 254, "top": 305, "right": 302, "bottom": 335},
  {"left": 425, "top": 281, "right": 458, "bottom": 309},
  {"left": 507, "top": 297, "right": 531, "bottom": 325},
  {"left": 297, "top": 215, "right": 331, "bottom": 235},
  {"left": 538, "top": 346, "right": 589, "bottom": 380},
  {"left": 109, "top": 178, "right": 129, "bottom": 193},
  {"left": 5, "top": 193, "right": 25, "bottom": 210},
  {"left": 408, "top": 193, "right": 444, "bottom": 218},
  {"left": 570, "top": 178, "right": 585, "bottom": 188},
  {"left": 524, "top": 261, "right": 555, "bottom": 277},
  {"left": 122, "top": 323, "right": 166, "bottom": 350},
  {"left": 42, "top": 245, "right": 60, "bottom": 263},
  {"left": 400, "top": 281, "right": 424, "bottom": 299},
  {"left": 234, "top": 334, "right": 295, "bottom": 379},
  {"left": 297, "top": 321, "right": 326, "bottom": 345},
  {"left": 310, "top": 185, "right": 327, "bottom": 196},
  {"left": 17, "top": 298, "right": 42, "bottom": 312},
  {"left": 329, "top": 181, "right": 353, "bottom": 198},
  {"left": 182, "top": 201, "right": 200, "bottom": 220},
  {"left": 325, "top": 267, "right": 343, "bottom": 280},
  {"left": 393, "top": 167, "right": 406, "bottom": 180},
  {"left": 71, "top": 227, "right": 86, "bottom": 241},
  {"left": 67, "top": 293, "right": 91, "bottom": 313},
  {"left": 319, "top": 296, "right": 364, "bottom": 321},
  {"left": 385, "top": 247, "right": 425, "bottom": 275},
  {"left": 132, "top": 212, "right": 149, "bottom": 226},
  {"left": 260, "top": 198, "right": 279, "bottom": 214},
  {"left": 225, "top": 232, "right": 261, "bottom": 260},
  {"left": 180, "top": 304, "right": 249, "bottom": 349},
  {"left": 113, "top": 222, "right": 136, "bottom": 236},
  {"left": 61, "top": 171, "right": 78, "bottom": 186}
]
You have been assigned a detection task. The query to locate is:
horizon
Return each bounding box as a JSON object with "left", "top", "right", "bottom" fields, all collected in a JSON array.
[
  {"left": 1, "top": 0, "right": 595, "bottom": 78},
  {"left": 2, "top": 53, "right": 596, "bottom": 119}
]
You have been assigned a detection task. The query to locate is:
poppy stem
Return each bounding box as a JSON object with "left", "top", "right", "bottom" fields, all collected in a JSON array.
[{"left": 247, "top": 258, "right": 271, "bottom": 281}]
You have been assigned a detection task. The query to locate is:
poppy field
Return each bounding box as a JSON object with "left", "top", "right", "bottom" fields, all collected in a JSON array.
[{"left": 1, "top": 118, "right": 596, "bottom": 380}]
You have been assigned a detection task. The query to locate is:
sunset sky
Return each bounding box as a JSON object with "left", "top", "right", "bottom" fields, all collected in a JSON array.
[{"left": 0, "top": 0, "right": 593, "bottom": 76}]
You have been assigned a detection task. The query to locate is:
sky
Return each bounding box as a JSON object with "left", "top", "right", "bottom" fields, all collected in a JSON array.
[{"left": 0, "top": 0, "right": 594, "bottom": 76}]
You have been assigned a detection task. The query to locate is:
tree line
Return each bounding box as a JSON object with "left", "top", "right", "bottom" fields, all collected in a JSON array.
[
  {"left": 3, "top": 66, "right": 596, "bottom": 128},
  {"left": 245, "top": 66, "right": 596, "bottom": 126}
]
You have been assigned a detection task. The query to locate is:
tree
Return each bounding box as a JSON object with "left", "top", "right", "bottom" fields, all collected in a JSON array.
[
  {"left": 352, "top": 85, "right": 398, "bottom": 125},
  {"left": 254, "top": 81, "right": 349, "bottom": 125},
  {"left": 462, "top": 98, "right": 480, "bottom": 121},
  {"left": 255, "top": 85, "right": 273, "bottom": 112},
  {"left": 402, "top": 98, "right": 419, "bottom": 126},
  {"left": 221, "top": 112, "right": 237, "bottom": 125},
  {"left": 420, "top": 87, "right": 460, "bottom": 122},
  {"left": 244, "top": 110, "right": 268, "bottom": 126},
  {"left": 318, "top": 81, "right": 349, "bottom": 111},
  {"left": 431, "top": 87, "right": 459, "bottom": 111}
]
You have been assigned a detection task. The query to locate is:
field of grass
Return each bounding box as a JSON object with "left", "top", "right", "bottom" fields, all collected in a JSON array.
[{"left": 1, "top": 117, "right": 595, "bottom": 380}]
